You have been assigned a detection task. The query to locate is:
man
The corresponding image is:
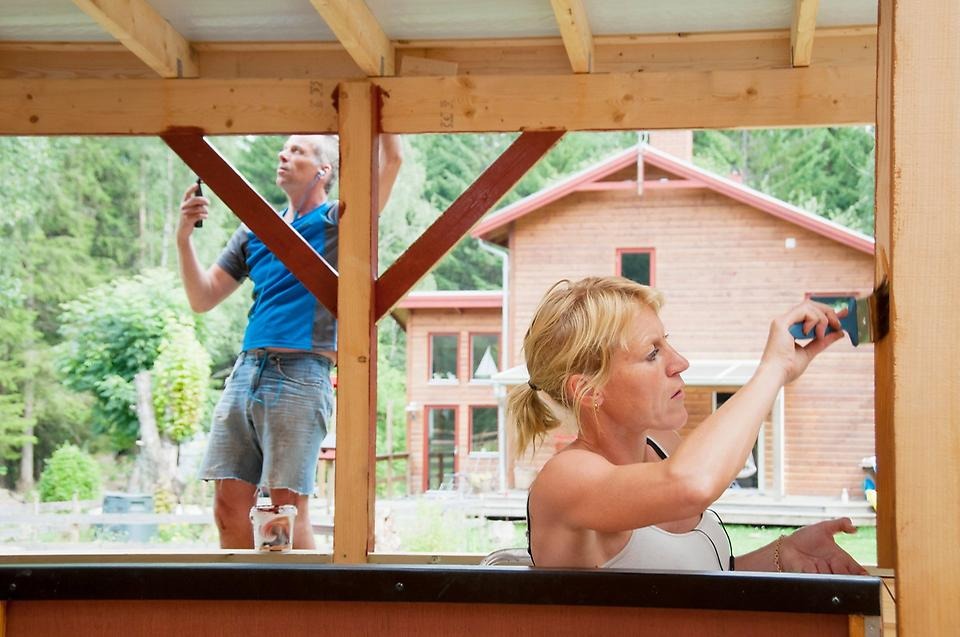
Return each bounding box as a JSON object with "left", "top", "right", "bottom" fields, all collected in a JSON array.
[{"left": 177, "top": 134, "right": 401, "bottom": 549}]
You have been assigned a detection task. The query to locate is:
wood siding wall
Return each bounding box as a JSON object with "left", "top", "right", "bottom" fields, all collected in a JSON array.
[{"left": 404, "top": 309, "right": 503, "bottom": 493}]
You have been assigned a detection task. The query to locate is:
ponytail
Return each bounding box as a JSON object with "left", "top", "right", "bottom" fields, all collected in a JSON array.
[{"left": 508, "top": 383, "right": 562, "bottom": 456}]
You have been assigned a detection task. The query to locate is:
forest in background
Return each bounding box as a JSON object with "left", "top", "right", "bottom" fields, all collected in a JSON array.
[{"left": 0, "top": 127, "right": 876, "bottom": 501}]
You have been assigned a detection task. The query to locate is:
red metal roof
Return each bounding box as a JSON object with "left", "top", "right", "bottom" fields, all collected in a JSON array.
[
  {"left": 394, "top": 290, "right": 503, "bottom": 309},
  {"left": 471, "top": 144, "right": 875, "bottom": 255}
]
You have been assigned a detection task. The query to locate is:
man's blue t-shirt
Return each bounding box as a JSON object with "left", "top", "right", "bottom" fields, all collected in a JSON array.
[{"left": 216, "top": 201, "right": 339, "bottom": 354}]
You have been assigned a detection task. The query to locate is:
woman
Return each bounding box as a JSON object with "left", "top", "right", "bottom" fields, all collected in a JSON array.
[{"left": 510, "top": 276, "right": 866, "bottom": 574}]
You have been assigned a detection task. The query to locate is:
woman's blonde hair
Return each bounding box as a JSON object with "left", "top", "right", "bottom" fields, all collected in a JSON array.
[{"left": 508, "top": 276, "right": 664, "bottom": 455}]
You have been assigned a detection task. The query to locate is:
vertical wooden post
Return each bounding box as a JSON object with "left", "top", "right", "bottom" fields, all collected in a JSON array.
[
  {"left": 873, "top": 0, "right": 896, "bottom": 572},
  {"left": 875, "top": 0, "right": 960, "bottom": 632},
  {"left": 333, "top": 81, "right": 380, "bottom": 563}
]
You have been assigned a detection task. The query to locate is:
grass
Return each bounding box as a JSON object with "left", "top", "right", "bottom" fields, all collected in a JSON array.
[{"left": 726, "top": 524, "right": 877, "bottom": 567}]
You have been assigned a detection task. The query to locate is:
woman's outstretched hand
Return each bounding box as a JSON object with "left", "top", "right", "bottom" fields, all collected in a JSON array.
[
  {"left": 781, "top": 517, "right": 868, "bottom": 575},
  {"left": 760, "top": 300, "right": 846, "bottom": 385}
]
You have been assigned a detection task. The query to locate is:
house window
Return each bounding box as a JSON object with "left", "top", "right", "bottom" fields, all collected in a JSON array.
[
  {"left": 470, "top": 333, "right": 500, "bottom": 381},
  {"left": 470, "top": 406, "right": 498, "bottom": 453},
  {"left": 425, "top": 406, "right": 457, "bottom": 490},
  {"left": 429, "top": 333, "right": 458, "bottom": 382},
  {"left": 617, "top": 248, "right": 655, "bottom": 285},
  {"left": 716, "top": 391, "right": 759, "bottom": 489}
]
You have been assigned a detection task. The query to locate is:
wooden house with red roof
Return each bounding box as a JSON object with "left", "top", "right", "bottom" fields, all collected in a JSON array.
[{"left": 397, "top": 131, "right": 877, "bottom": 519}]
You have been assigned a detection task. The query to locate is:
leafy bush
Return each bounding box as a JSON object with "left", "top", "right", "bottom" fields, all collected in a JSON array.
[
  {"left": 37, "top": 444, "right": 101, "bottom": 502},
  {"left": 56, "top": 270, "right": 188, "bottom": 450},
  {"left": 56, "top": 269, "right": 217, "bottom": 451},
  {"left": 152, "top": 323, "right": 211, "bottom": 443}
]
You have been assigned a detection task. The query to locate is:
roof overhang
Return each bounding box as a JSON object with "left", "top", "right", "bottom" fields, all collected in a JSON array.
[
  {"left": 472, "top": 143, "right": 875, "bottom": 255},
  {"left": 391, "top": 290, "right": 503, "bottom": 329},
  {"left": 491, "top": 360, "right": 760, "bottom": 388}
]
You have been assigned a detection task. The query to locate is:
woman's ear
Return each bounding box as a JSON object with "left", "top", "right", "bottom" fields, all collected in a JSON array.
[{"left": 565, "top": 374, "right": 596, "bottom": 408}]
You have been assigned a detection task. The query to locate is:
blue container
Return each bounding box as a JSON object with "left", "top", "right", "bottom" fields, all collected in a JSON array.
[{"left": 100, "top": 493, "right": 156, "bottom": 542}]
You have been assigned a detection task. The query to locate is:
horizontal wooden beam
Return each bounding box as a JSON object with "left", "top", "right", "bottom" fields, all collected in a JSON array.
[
  {"left": 160, "top": 131, "right": 339, "bottom": 316},
  {"left": 71, "top": 0, "right": 198, "bottom": 78},
  {"left": 0, "top": 28, "right": 875, "bottom": 80},
  {"left": 0, "top": 62, "right": 874, "bottom": 136},
  {"left": 0, "top": 79, "right": 339, "bottom": 135},
  {"left": 375, "top": 130, "right": 564, "bottom": 319},
  {"left": 378, "top": 64, "right": 876, "bottom": 132}
]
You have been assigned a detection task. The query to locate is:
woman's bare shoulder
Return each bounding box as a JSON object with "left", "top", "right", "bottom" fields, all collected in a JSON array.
[{"left": 532, "top": 448, "right": 613, "bottom": 500}]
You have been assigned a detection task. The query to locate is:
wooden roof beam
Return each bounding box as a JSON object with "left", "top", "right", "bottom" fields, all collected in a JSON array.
[
  {"left": 310, "top": 0, "right": 395, "bottom": 76},
  {"left": 71, "top": 0, "right": 198, "bottom": 78},
  {"left": 375, "top": 130, "right": 564, "bottom": 319},
  {"left": 0, "top": 64, "right": 874, "bottom": 135},
  {"left": 377, "top": 65, "right": 875, "bottom": 132},
  {"left": 160, "top": 130, "right": 339, "bottom": 315},
  {"left": 550, "top": 0, "right": 595, "bottom": 73},
  {"left": 790, "top": 0, "right": 820, "bottom": 67}
]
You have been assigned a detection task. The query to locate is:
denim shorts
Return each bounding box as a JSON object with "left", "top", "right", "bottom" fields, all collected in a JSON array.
[{"left": 199, "top": 350, "right": 333, "bottom": 495}]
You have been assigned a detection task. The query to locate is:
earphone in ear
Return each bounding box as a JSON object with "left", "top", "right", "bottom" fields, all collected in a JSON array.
[{"left": 317, "top": 169, "right": 327, "bottom": 178}]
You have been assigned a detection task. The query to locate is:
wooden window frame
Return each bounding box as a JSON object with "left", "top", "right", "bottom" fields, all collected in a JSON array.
[
  {"left": 468, "top": 404, "right": 499, "bottom": 456},
  {"left": 427, "top": 332, "right": 460, "bottom": 385},
  {"left": 422, "top": 405, "right": 460, "bottom": 492},
  {"left": 615, "top": 247, "right": 656, "bottom": 286},
  {"left": 468, "top": 331, "right": 501, "bottom": 384}
]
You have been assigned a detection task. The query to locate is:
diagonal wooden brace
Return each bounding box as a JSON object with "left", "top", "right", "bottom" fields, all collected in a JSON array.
[
  {"left": 375, "top": 130, "right": 564, "bottom": 319},
  {"left": 161, "top": 129, "right": 339, "bottom": 316}
]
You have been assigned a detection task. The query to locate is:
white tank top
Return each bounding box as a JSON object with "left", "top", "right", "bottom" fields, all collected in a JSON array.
[
  {"left": 601, "top": 508, "right": 733, "bottom": 571},
  {"left": 601, "top": 438, "right": 733, "bottom": 571},
  {"left": 526, "top": 438, "right": 735, "bottom": 571}
]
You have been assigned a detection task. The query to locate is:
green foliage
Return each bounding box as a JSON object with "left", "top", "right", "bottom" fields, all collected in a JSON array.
[
  {"left": 0, "top": 274, "right": 38, "bottom": 465},
  {"left": 694, "top": 127, "right": 876, "bottom": 234},
  {"left": 411, "top": 132, "right": 637, "bottom": 290},
  {"left": 56, "top": 269, "right": 198, "bottom": 450},
  {"left": 152, "top": 487, "right": 176, "bottom": 514},
  {"left": 223, "top": 135, "right": 289, "bottom": 207},
  {"left": 152, "top": 323, "right": 212, "bottom": 443},
  {"left": 37, "top": 443, "right": 102, "bottom": 502}
]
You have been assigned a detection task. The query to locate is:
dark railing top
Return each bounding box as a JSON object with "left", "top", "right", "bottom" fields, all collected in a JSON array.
[{"left": 0, "top": 563, "right": 881, "bottom": 616}]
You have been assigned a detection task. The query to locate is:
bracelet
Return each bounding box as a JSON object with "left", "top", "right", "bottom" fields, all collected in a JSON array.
[{"left": 773, "top": 535, "right": 784, "bottom": 572}]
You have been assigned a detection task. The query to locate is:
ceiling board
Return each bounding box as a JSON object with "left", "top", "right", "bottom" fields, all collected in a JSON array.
[{"left": 0, "top": 0, "right": 878, "bottom": 43}]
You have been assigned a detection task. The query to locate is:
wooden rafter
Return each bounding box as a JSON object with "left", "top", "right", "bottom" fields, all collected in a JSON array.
[
  {"left": 310, "top": 0, "right": 395, "bottom": 76},
  {"left": 71, "top": 0, "right": 198, "bottom": 78},
  {"left": 160, "top": 131, "right": 339, "bottom": 316},
  {"left": 375, "top": 130, "right": 564, "bottom": 319},
  {"left": 333, "top": 82, "right": 380, "bottom": 563},
  {"left": 790, "top": 0, "right": 820, "bottom": 67},
  {"left": 550, "top": 0, "right": 595, "bottom": 73}
]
